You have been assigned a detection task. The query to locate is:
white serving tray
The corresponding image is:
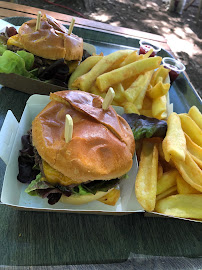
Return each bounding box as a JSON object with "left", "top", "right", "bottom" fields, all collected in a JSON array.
[{"left": 0, "top": 94, "right": 144, "bottom": 214}]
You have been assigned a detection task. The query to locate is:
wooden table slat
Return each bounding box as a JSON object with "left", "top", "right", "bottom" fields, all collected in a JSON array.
[{"left": 0, "top": 1, "right": 167, "bottom": 43}]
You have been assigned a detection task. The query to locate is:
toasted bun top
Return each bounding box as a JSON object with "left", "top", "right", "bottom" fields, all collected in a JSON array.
[
  {"left": 32, "top": 90, "right": 135, "bottom": 185},
  {"left": 18, "top": 14, "right": 83, "bottom": 61}
]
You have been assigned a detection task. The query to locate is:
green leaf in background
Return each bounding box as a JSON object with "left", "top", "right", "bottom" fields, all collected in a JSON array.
[{"left": 0, "top": 50, "right": 33, "bottom": 77}]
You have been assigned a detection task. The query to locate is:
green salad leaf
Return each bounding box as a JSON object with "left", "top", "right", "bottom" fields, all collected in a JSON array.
[
  {"left": 122, "top": 113, "right": 167, "bottom": 140},
  {"left": 25, "top": 173, "right": 52, "bottom": 195},
  {"left": 17, "top": 50, "right": 34, "bottom": 71},
  {"left": 0, "top": 44, "right": 7, "bottom": 55},
  {"left": 0, "top": 50, "right": 34, "bottom": 77}
]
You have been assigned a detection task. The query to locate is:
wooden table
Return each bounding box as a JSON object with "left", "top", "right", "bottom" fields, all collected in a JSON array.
[
  {"left": 0, "top": 2, "right": 201, "bottom": 269},
  {"left": 0, "top": 1, "right": 171, "bottom": 51}
]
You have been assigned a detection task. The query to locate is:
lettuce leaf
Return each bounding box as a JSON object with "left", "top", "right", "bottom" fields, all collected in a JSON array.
[
  {"left": 0, "top": 44, "right": 6, "bottom": 55},
  {"left": 78, "top": 179, "right": 120, "bottom": 195},
  {"left": 17, "top": 50, "right": 34, "bottom": 71},
  {"left": 0, "top": 50, "right": 34, "bottom": 77},
  {"left": 122, "top": 113, "right": 167, "bottom": 140},
  {"left": 25, "top": 173, "right": 52, "bottom": 195}
]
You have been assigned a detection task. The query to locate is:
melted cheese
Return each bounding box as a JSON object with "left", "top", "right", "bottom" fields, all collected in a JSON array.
[
  {"left": 42, "top": 160, "right": 72, "bottom": 186},
  {"left": 7, "top": 34, "right": 24, "bottom": 49}
]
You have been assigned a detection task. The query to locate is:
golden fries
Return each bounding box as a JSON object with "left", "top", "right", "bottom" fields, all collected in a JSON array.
[
  {"left": 96, "top": 56, "right": 162, "bottom": 92},
  {"left": 185, "top": 133, "right": 202, "bottom": 169},
  {"left": 172, "top": 151, "right": 202, "bottom": 192},
  {"left": 73, "top": 50, "right": 133, "bottom": 92},
  {"left": 157, "top": 162, "right": 163, "bottom": 179},
  {"left": 150, "top": 65, "right": 170, "bottom": 86},
  {"left": 68, "top": 49, "right": 169, "bottom": 119},
  {"left": 98, "top": 189, "right": 120, "bottom": 206},
  {"left": 143, "top": 48, "right": 154, "bottom": 59},
  {"left": 155, "top": 194, "right": 202, "bottom": 219},
  {"left": 152, "top": 95, "right": 167, "bottom": 119},
  {"left": 162, "top": 112, "right": 186, "bottom": 162},
  {"left": 119, "top": 51, "right": 140, "bottom": 67},
  {"left": 176, "top": 173, "right": 200, "bottom": 194},
  {"left": 157, "top": 169, "right": 178, "bottom": 195},
  {"left": 123, "top": 102, "right": 140, "bottom": 114},
  {"left": 134, "top": 104, "right": 202, "bottom": 221},
  {"left": 124, "top": 71, "right": 153, "bottom": 103},
  {"left": 179, "top": 114, "right": 202, "bottom": 147},
  {"left": 188, "top": 106, "right": 202, "bottom": 130},
  {"left": 147, "top": 81, "right": 170, "bottom": 99},
  {"left": 135, "top": 141, "right": 158, "bottom": 212},
  {"left": 156, "top": 186, "right": 177, "bottom": 201},
  {"left": 68, "top": 55, "right": 103, "bottom": 89},
  {"left": 112, "top": 83, "right": 125, "bottom": 104}
]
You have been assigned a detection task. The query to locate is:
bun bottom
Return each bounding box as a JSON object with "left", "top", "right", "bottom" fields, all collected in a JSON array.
[{"left": 60, "top": 189, "right": 113, "bottom": 205}]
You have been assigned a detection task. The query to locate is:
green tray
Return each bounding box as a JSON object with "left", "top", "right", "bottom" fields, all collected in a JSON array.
[{"left": 0, "top": 17, "right": 201, "bottom": 267}]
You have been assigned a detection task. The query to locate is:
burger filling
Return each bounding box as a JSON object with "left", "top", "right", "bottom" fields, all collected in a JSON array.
[{"left": 17, "top": 132, "right": 120, "bottom": 205}]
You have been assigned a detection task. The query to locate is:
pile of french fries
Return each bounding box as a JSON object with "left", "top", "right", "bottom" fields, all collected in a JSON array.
[
  {"left": 68, "top": 49, "right": 170, "bottom": 120},
  {"left": 135, "top": 106, "right": 202, "bottom": 220}
]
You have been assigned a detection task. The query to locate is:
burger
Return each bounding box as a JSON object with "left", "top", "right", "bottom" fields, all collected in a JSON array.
[
  {"left": 4, "top": 14, "right": 86, "bottom": 85},
  {"left": 17, "top": 90, "right": 135, "bottom": 205}
]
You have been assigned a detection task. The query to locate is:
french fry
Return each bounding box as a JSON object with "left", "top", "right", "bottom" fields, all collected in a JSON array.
[
  {"left": 147, "top": 81, "right": 170, "bottom": 99},
  {"left": 106, "top": 54, "right": 130, "bottom": 72},
  {"left": 162, "top": 112, "right": 186, "bottom": 162},
  {"left": 159, "top": 112, "right": 167, "bottom": 120},
  {"left": 150, "top": 65, "right": 170, "bottom": 86},
  {"left": 179, "top": 114, "right": 202, "bottom": 147},
  {"left": 73, "top": 50, "right": 133, "bottom": 91},
  {"left": 157, "top": 142, "right": 175, "bottom": 170},
  {"left": 119, "top": 51, "right": 140, "bottom": 67},
  {"left": 172, "top": 151, "right": 202, "bottom": 192},
  {"left": 123, "top": 102, "right": 140, "bottom": 114},
  {"left": 68, "top": 55, "right": 103, "bottom": 89},
  {"left": 122, "top": 75, "right": 138, "bottom": 90},
  {"left": 98, "top": 189, "right": 120, "bottom": 206},
  {"left": 156, "top": 186, "right": 177, "bottom": 201},
  {"left": 185, "top": 133, "right": 202, "bottom": 169},
  {"left": 176, "top": 173, "right": 200, "bottom": 194},
  {"left": 133, "top": 70, "right": 154, "bottom": 110},
  {"left": 143, "top": 48, "right": 153, "bottom": 59},
  {"left": 139, "top": 109, "right": 153, "bottom": 118},
  {"left": 156, "top": 169, "right": 178, "bottom": 195},
  {"left": 68, "top": 60, "right": 80, "bottom": 74},
  {"left": 135, "top": 141, "right": 158, "bottom": 212},
  {"left": 156, "top": 76, "right": 163, "bottom": 83},
  {"left": 188, "top": 106, "right": 202, "bottom": 130},
  {"left": 124, "top": 71, "right": 153, "bottom": 103},
  {"left": 142, "top": 96, "right": 152, "bottom": 110},
  {"left": 113, "top": 83, "right": 125, "bottom": 104},
  {"left": 96, "top": 56, "right": 162, "bottom": 92},
  {"left": 152, "top": 95, "right": 167, "bottom": 119},
  {"left": 90, "top": 83, "right": 106, "bottom": 99},
  {"left": 164, "top": 74, "right": 170, "bottom": 84},
  {"left": 158, "top": 162, "right": 163, "bottom": 179},
  {"left": 155, "top": 194, "right": 202, "bottom": 219}
]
